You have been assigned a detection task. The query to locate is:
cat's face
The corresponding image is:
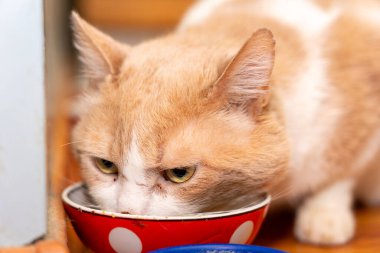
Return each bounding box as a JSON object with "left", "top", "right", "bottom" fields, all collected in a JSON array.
[{"left": 71, "top": 13, "right": 288, "bottom": 215}]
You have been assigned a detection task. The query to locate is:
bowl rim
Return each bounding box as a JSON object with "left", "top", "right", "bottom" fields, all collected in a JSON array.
[
  {"left": 62, "top": 182, "right": 270, "bottom": 220},
  {"left": 150, "top": 244, "right": 286, "bottom": 253}
]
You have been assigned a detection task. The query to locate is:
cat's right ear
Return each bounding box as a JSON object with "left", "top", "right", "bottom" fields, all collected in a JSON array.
[
  {"left": 208, "top": 29, "right": 275, "bottom": 117},
  {"left": 71, "top": 11, "right": 129, "bottom": 83}
]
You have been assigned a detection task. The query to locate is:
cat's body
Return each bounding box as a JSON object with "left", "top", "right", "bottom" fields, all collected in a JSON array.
[{"left": 71, "top": 0, "right": 380, "bottom": 246}]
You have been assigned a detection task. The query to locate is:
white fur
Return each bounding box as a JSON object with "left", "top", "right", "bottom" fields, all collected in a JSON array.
[
  {"left": 82, "top": 157, "right": 119, "bottom": 210},
  {"left": 117, "top": 133, "right": 188, "bottom": 215},
  {"left": 350, "top": 1, "right": 380, "bottom": 26},
  {"left": 280, "top": 49, "right": 340, "bottom": 196},
  {"left": 143, "top": 194, "right": 190, "bottom": 216},
  {"left": 362, "top": 8, "right": 380, "bottom": 25},
  {"left": 177, "top": 0, "right": 229, "bottom": 30},
  {"left": 266, "top": 1, "right": 340, "bottom": 195},
  {"left": 121, "top": 132, "right": 146, "bottom": 183},
  {"left": 91, "top": 181, "right": 118, "bottom": 210},
  {"left": 295, "top": 179, "right": 355, "bottom": 245},
  {"left": 258, "top": 0, "right": 339, "bottom": 39},
  {"left": 117, "top": 132, "right": 149, "bottom": 214}
]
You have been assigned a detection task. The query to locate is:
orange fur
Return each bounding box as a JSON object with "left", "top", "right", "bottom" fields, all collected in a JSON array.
[{"left": 71, "top": 0, "right": 380, "bottom": 246}]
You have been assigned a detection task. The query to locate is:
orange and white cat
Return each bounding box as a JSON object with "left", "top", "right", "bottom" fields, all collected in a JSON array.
[{"left": 71, "top": 0, "right": 380, "bottom": 246}]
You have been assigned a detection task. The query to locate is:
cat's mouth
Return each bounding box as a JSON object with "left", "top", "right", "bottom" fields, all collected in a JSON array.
[
  {"left": 83, "top": 183, "right": 265, "bottom": 216},
  {"left": 67, "top": 183, "right": 270, "bottom": 218}
]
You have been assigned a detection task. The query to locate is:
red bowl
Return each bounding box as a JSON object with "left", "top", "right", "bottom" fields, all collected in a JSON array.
[{"left": 62, "top": 183, "right": 270, "bottom": 253}]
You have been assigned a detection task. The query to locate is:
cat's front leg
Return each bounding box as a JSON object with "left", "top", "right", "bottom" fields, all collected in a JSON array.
[{"left": 294, "top": 179, "right": 355, "bottom": 245}]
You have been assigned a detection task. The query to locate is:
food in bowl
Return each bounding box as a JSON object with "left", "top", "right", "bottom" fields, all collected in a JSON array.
[{"left": 62, "top": 183, "right": 270, "bottom": 253}]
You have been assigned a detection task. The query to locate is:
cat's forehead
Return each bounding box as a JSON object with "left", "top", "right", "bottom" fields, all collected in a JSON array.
[
  {"left": 85, "top": 48, "right": 222, "bottom": 164},
  {"left": 122, "top": 43, "right": 223, "bottom": 87},
  {"left": 111, "top": 44, "right": 227, "bottom": 124},
  {"left": 80, "top": 40, "right": 235, "bottom": 166}
]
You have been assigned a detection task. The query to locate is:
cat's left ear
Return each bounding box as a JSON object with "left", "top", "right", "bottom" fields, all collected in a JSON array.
[
  {"left": 211, "top": 29, "right": 275, "bottom": 116},
  {"left": 71, "top": 11, "right": 129, "bottom": 82}
]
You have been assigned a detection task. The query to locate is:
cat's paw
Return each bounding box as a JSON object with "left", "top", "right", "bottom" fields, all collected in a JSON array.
[{"left": 294, "top": 203, "right": 355, "bottom": 245}]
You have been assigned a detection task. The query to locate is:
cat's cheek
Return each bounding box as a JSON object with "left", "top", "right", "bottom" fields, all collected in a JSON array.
[
  {"left": 143, "top": 193, "right": 199, "bottom": 216},
  {"left": 161, "top": 183, "right": 213, "bottom": 214},
  {"left": 78, "top": 157, "right": 119, "bottom": 210},
  {"left": 89, "top": 184, "right": 119, "bottom": 211}
]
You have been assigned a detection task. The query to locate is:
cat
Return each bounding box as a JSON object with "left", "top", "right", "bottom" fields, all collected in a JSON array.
[{"left": 70, "top": 0, "right": 380, "bottom": 246}]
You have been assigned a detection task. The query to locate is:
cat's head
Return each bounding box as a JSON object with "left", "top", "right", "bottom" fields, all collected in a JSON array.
[{"left": 71, "top": 12, "right": 288, "bottom": 215}]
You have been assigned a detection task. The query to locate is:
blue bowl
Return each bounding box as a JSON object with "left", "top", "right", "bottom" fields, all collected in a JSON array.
[{"left": 150, "top": 244, "right": 287, "bottom": 253}]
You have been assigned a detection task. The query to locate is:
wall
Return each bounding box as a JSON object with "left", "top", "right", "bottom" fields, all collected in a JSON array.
[{"left": 0, "top": 0, "right": 46, "bottom": 246}]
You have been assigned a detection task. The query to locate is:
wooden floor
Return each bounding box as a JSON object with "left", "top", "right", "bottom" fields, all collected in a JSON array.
[
  {"left": 53, "top": 101, "right": 380, "bottom": 253},
  {"left": 255, "top": 206, "right": 380, "bottom": 252}
]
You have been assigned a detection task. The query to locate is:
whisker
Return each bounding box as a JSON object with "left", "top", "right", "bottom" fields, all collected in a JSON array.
[
  {"left": 59, "top": 140, "right": 95, "bottom": 148},
  {"left": 59, "top": 141, "right": 81, "bottom": 148}
]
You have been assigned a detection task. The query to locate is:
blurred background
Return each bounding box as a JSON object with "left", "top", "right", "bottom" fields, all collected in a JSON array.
[
  {"left": 45, "top": 0, "right": 195, "bottom": 115},
  {"left": 1, "top": 0, "right": 194, "bottom": 250}
]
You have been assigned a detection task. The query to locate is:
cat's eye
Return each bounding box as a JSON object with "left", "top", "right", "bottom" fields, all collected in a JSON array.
[
  {"left": 163, "top": 166, "right": 196, "bottom": 183},
  {"left": 94, "top": 158, "right": 118, "bottom": 174}
]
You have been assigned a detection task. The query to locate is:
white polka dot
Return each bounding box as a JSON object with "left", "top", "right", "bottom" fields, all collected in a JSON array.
[
  {"left": 229, "top": 220, "right": 254, "bottom": 244},
  {"left": 108, "top": 227, "right": 142, "bottom": 253}
]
